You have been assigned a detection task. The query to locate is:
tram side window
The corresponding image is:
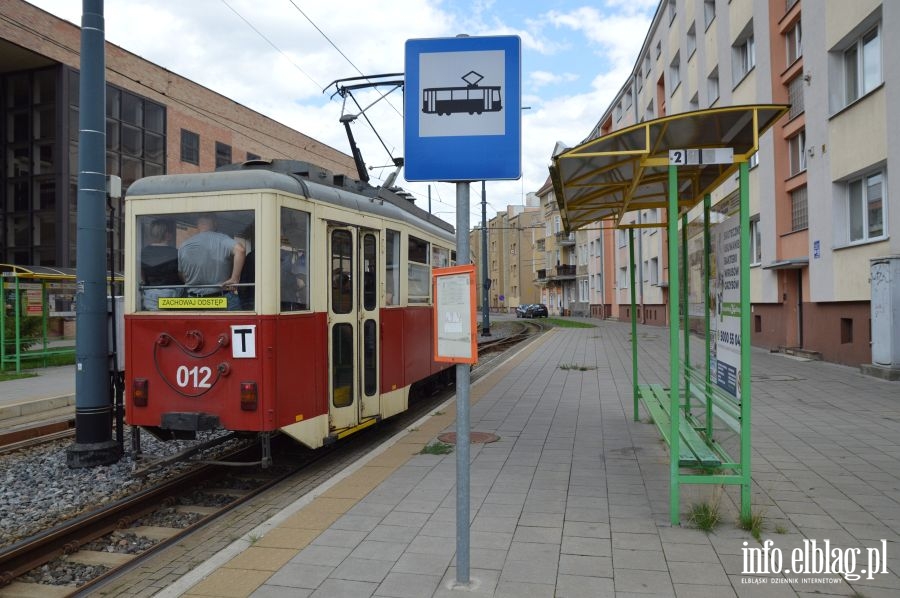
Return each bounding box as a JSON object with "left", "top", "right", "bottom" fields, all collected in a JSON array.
[
  {"left": 136, "top": 210, "right": 253, "bottom": 311},
  {"left": 432, "top": 246, "right": 450, "bottom": 269},
  {"left": 385, "top": 229, "right": 400, "bottom": 306},
  {"left": 408, "top": 235, "right": 430, "bottom": 303},
  {"left": 280, "top": 208, "right": 310, "bottom": 311}
]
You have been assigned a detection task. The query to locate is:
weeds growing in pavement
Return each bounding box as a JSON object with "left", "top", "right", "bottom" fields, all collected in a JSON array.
[
  {"left": 739, "top": 509, "right": 766, "bottom": 542},
  {"left": 419, "top": 441, "right": 454, "bottom": 455},
  {"left": 687, "top": 500, "right": 722, "bottom": 532}
]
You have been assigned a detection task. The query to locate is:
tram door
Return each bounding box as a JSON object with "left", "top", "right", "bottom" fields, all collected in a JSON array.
[
  {"left": 359, "top": 230, "right": 380, "bottom": 419},
  {"left": 328, "top": 227, "right": 359, "bottom": 430}
]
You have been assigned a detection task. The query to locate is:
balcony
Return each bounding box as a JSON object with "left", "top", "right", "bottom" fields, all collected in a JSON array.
[
  {"left": 552, "top": 264, "right": 576, "bottom": 279},
  {"left": 555, "top": 231, "right": 575, "bottom": 246},
  {"left": 536, "top": 269, "right": 547, "bottom": 282}
]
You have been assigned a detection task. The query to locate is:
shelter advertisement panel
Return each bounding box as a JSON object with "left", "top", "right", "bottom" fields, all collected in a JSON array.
[{"left": 710, "top": 213, "right": 742, "bottom": 399}]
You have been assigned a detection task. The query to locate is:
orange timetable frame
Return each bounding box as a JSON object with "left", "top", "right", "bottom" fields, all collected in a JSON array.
[{"left": 432, "top": 264, "right": 478, "bottom": 364}]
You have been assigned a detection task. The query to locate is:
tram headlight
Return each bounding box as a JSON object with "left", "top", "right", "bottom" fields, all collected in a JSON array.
[
  {"left": 133, "top": 378, "right": 149, "bottom": 406},
  {"left": 240, "top": 381, "right": 258, "bottom": 411}
]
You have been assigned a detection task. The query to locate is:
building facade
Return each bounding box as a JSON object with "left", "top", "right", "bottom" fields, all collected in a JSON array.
[
  {"left": 580, "top": 0, "right": 898, "bottom": 367},
  {"left": 1, "top": 1, "right": 356, "bottom": 271}
]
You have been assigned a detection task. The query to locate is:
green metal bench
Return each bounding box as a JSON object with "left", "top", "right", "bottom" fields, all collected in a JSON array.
[{"left": 638, "top": 383, "right": 722, "bottom": 468}]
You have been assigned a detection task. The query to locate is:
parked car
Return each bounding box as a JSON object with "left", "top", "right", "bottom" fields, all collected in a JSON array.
[
  {"left": 515, "top": 304, "right": 532, "bottom": 318},
  {"left": 525, "top": 303, "right": 549, "bottom": 318}
]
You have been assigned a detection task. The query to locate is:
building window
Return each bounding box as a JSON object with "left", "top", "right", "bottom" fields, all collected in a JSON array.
[
  {"left": 181, "top": 129, "right": 199, "bottom": 165},
  {"left": 646, "top": 98, "right": 654, "bottom": 121},
  {"left": 750, "top": 218, "right": 761, "bottom": 265},
  {"left": 619, "top": 266, "right": 628, "bottom": 289},
  {"left": 790, "top": 186, "right": 808, "bottom": 231},
  {"left": 847, "top": 171, "right": 884, "bottom": 243},
  {"left": 668, "top": 0, "right": 676, "bottom": 24},
  {"left": 786, "top": 21, "right": 802, "bottom": 66},
  {"left": 704, "top": 0, "right": 716, "bottom": 29},
  {"left": 656, "top": 41, "right": 662, "bottom": 59},
  {"left": 669, "top": 52, "right": 681, "bottom": 93},
  {"left": 733, "top": 25, "right": 755, "bottom": 84},
  {"left": 687, "top": 23, "right": 697, "bottom": 58},
  {"left": 650, "top": 257, "right": 659, "bottom": 284},
  {"left": 788, "top": 130, "right": 806, "bottom": 176},
  {"left": 624, "top": 89, "right": 633, "bottom": 109},
  {"left": 614, "top": 102, "right": 622, "bottom": 121},
  {"left": 215, "top": 142, "right": 232, "bottom": 168},
  {"left": 637, "top": 72, "right": 643, "bottom": 92},
  {"left": 843, "top": 25, "right": 881, "bottom": 105},
  {"left": 788, "top": 76, "right": 804, "bottom": 119},
  {"left": 644, "top": 56, "right": 651, "bottom": 78},
  {"left": 707, "top": 68, "right": 719, "bottom": 104}
]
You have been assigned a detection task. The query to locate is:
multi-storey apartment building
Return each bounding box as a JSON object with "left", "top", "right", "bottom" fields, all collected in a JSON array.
[
  {"left": 1, "top": 1, "right": 355, "bottom": 271},
  {"left": 472, "top": 200, "right": 541, "bottom": 314},
  {"left": 576, "top": 0, "right": 898, "bottom": 368},
  {"left": 535, "top": 177, "right": 579, "bottom": 315}
]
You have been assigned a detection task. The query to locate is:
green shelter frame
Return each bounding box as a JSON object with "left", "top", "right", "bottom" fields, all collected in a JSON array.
[
  {"left": 0, "top": 264, "right": 123, "bottom": 373},
  {"left": 550, "top": 105, "right": 789, "bottom": 525}
]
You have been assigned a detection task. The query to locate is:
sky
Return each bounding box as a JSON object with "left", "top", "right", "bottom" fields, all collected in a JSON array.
[{"left": 27, "top": 0, "right": 659, "bottom": 225}]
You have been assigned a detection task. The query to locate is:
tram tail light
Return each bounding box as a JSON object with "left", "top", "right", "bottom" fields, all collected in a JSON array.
[
  {"left": 240, "top": 382, "right": 258, "bottom": 411},
  {"left": 133, "top": 378, "right": 149, "bottom": 406}
]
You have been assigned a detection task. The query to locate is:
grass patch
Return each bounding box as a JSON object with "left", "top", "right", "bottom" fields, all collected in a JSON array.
[
  {"left": 687, "top": 500, "right": 722, "bottom": 532},
  {"left": 558, "top": 363, "right": 597, "bottom": 371},
  {"left": 642, "top": 416, "right": 655, "bottom": 425},
  {"left": 774, "top": 523, "right": 788, "bottom": 535},
  {"left": 739, "top": 509, "right": 766, "bottom": 542},
  {"left": 419, "top": 441, "right": 454, "bottom": 455},
  {"left": 0, "top": 351, "right": 75, "bottom": 378},
  {"left": 543, "top": 318, "right": 595, "bottom": 328}
]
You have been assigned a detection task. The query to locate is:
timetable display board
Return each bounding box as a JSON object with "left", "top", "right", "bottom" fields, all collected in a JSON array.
[{"left": 433, "top": 265, "right": 477, "bottom": 364}]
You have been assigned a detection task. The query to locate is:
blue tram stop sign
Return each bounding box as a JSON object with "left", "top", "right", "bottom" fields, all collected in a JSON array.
[{"left": 404, "top": 35, "right": 521, "bottom": 182}]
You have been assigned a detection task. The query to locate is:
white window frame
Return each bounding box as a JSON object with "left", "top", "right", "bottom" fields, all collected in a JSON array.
[
  {"left": 847, "top": 170, "right": 886, "bottom": 244},
  {"left": 687, "top": 23, "right": 697, "bottom": 59},
  {"left": 749, "top": 218, "right": 762, "bottom": 266},
  {"left": 788, "top": 130, "right": 806, "bottom": 176},
  {"left": 669, "top": 52, "right": 681, "bottom": 93},
  {"left": 733, "top": 31, "right": 755, "bottom": 84},
  {"left": 704, "top": 0, "right": 716, "bottom": 29},
  {"left": 843, "top": 24, "right": 881, "bottom": 106},
  {"left": 707, "top": 68, "right": 719, "bottom": 104},
  {"left": 786, "top": 21, "right": 802, "bottom": 66}
]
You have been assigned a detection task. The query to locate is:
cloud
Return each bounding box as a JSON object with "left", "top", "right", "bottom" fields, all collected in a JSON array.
[{"left": 529, "top": 70, "right": 579, "bottom": 89}]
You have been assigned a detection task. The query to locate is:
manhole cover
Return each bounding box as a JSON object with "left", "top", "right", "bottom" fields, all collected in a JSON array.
[{"left": 438, "top": 432, "right": 499, "bottom": 445}]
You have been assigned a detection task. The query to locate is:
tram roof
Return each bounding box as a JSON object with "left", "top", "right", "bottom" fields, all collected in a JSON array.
[
  {"left": 127, "top": 160, "right": 456, "bottom": 242},
  {"left": 550, "top": 105, "right": 789, "bottom": 231}
]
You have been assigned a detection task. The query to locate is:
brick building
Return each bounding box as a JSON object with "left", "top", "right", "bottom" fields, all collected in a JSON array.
[{"left": 1, "top": 0, "right": 355, "bottom": 270}]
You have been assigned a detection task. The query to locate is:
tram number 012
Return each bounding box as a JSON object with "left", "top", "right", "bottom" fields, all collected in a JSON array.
[{"left": 176, "top": 365, "right": 213, "bottom": 388}]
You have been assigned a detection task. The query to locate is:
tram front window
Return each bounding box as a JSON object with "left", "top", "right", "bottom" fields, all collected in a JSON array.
[{"left": 135, "top": 210, "right": 254, "bottom": 311}]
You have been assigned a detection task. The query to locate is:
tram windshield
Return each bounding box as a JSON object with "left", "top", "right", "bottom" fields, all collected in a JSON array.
[{"left": 135, "top": 210, "right": 254, "bottom": 311}]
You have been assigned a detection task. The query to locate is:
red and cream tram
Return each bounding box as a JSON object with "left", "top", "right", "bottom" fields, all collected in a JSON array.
[{"left": 124, "top": 160, "right": 456, "bottom": 451}]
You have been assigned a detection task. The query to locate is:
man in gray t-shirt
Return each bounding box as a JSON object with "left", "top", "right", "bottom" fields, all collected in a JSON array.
[{"left": 179, "top": 214, "right": 246, "bottom": 310}]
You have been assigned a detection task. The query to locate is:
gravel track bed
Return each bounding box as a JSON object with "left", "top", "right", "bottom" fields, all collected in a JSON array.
[{"left": 0, "top": 428, "right": 240, "bottom": 549}]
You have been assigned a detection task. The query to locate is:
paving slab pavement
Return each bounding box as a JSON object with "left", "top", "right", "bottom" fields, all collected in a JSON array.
[{"left": 134, "top": 319, "right": 900, "bottom": 598}]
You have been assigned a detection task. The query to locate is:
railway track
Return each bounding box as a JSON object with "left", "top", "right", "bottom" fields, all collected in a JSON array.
[
  {"left": 0, "top": 419, "right": 76, "bottom": 455},
  {"left": 0, "top": 321, "right": 539, "bottom": 596}
]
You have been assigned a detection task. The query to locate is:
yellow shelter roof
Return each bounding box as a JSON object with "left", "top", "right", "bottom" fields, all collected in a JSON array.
[{"left": 549, "top": 105, "right": 789, "bottom": 231}]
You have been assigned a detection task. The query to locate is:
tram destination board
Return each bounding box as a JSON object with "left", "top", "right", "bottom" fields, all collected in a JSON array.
[{"left": 404, "top": 35, "right": 521, "bottom": 181}]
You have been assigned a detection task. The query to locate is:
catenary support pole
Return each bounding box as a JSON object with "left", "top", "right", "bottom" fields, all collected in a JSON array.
[
  {"left": 67, "top": 0, "right": 121, "bottom": 468},
  {"left": 481, "top": 181, "right": 490, "bottom": 335},
  {"left": 455, "top": 181, "right": 472, "bottom": 585}
]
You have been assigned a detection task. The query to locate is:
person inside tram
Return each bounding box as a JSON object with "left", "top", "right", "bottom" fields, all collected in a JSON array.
[
  {"left": 238, "top": 224, "right": 255, "bottom": 310},
  {"left": 178, "top": 213, "right": 246, "bottom": 310},
  {"left": 280, "top": 244, "right": 307, "bottom": 311},
  {"left": 140, "top": 218, "right": 181, "bottom": 310}
]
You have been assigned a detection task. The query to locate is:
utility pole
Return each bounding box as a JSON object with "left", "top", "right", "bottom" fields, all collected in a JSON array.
[
  {"left": 67, "top": 0, "right": 121, "bottom": 467},
  {"left": 481, "top": 181, "right": 490, "bottom": 336}
]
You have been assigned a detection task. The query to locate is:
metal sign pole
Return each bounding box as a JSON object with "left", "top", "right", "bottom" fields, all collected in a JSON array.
[{"left": 455, "top": 181, "right": 471, "bottom": 585}]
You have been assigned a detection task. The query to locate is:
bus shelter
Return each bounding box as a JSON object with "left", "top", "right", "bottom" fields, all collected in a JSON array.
[
  {"left": 0, "top": 265, "right": 123, "bottom": 373},
  {"left": 549, "top": 105, "right": 788, "bottom": 525},
  {"left": 1, "top": 264, "right": 78, "bottom": 372}
]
